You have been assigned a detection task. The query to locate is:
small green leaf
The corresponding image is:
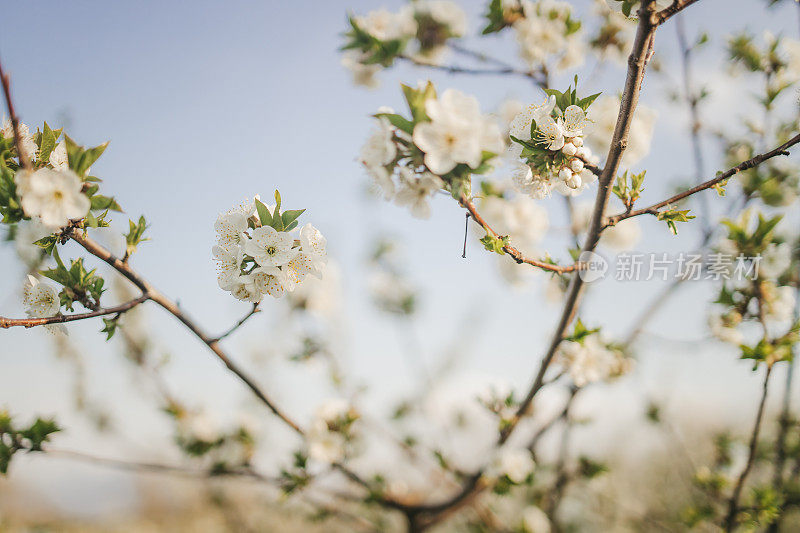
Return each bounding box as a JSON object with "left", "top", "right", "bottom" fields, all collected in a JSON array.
[{"left": 254, "top": 198, "right": 273, "bottom": 226}]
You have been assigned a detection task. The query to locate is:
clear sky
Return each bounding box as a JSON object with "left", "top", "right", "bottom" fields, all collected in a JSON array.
[{"left": 1, "top": 0, "right": 799, "bottom": 518}]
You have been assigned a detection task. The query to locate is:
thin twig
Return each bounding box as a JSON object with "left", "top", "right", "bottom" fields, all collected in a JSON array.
[
  {"left": 210, "top": 302, "right": 261, "bottom": 343},
  {"left": 604, "top": 134, "right": 800, "bottom": 227},
  {"left": 655, "top": 0, "right": 703, "bottom": 26},
  {"left": 397, "top": 54, "right": 538, "bottom": 81},
  {"left": 724, "top": 364, "right": 773, "bottom": 531},
  {"left": 0, "top": 294, "right": 149, "bottom": 329}
]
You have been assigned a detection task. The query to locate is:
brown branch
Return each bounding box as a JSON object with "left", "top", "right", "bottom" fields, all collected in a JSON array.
[
  {"left": 68, "top": 229, "right": 304, "bottom": 435},
  {"left": 210, "top": 302, "right": 261, "bottom": 343},
  {"left": 0, "top": 57, "right": 32, "bottom": 171},
  {"left": 724, "top": 364, "right": 773, "bottom": 531},
  {"left": 604, "top": 133, "right": 800, "bottom": 227},
  {"left": 655, "top": 0, "right": 703, "bottom": 26},
  {"left": 0, "top": 294, "right": 149, "bottom": 329},
  {"left": 459, "top": 196, "right": 578, "bottom": 274}
]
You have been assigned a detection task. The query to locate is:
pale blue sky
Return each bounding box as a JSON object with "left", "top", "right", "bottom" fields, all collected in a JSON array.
[{"left": 1, "top": 0, "right": 799, "bottom": 517}]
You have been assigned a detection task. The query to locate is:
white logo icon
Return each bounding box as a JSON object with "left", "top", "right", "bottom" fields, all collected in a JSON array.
[{"left": 577, "top": 251, "right": 608, "bottom": 283}]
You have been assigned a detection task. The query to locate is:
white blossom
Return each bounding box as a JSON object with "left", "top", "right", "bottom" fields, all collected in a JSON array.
[
  {"left": 522, "top": 506, "right": 552, "bottom": 533},
  {"left": 49, "top": 141, "right": 69, "bottom": 171},
  {"left": 394, "top": 169, "right": 444, "bottom": 219},
  {"left": 708, "top": 312, "right": 744, "bottom": 345},
  {"left": 244, "top": 225, "right": 297, "bottom": 268},
  {"left": 213, "top": 244, "right": 243, "bottom": 290},
  {"left": 587, "top": 95, "right": 656, "bottom": 167},
  {"left": 307, "top": 420, "right": 346, "bottom": 464},
  {"left": 763, "top": 283, "right": 796, "bottom": 324},
  {"left": 13, "top": 218, "right": 51, "bottom": 267},
  {"left": 556, "top": 335, "right": 630, "bottom": 387},
  {"left": 299, "top": 223, "right": 328, "bottom": 273},
  {"left": 252, "top": 266, "right": 288, "bottom": 298},
  {"left": 1, "top": 118, "right": 37, "bottom": 162},
  {"left": 23, "top": 275, "right": 65, "bottom": 335},
  {"left": 341, "top": 50, "right": 381, "bottom": 89},
  {"left": 356, "top": 7, "right": 416, "bottom": 42},
  {"left": 760, "top": 242, "right": 791, "bottom": 280},
  {"left": 492, "top": 447, "right": 535, "bottom": 483},
  {"left": 603, "top": 218, "right": 641, "bottom": 250},
  {"left": 229, "top": 273, "right": 262, "bottom": 303},
  {"left": 15, "top": 168, "right": 90, "bottom": 229}
]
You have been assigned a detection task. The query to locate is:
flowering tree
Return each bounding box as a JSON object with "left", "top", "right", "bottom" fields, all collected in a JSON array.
[{"left": 2, "top": 0, "right": 800, "bottom": 531}]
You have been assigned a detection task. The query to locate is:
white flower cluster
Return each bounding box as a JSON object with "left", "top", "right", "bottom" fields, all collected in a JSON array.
[
  {"left": 555, "top": 334, "right": 631, "bottom": 387},
  {"left": 2, "top": 119, "right": 88, "bottom": 230},
  {"left": 510, "top": 95, "right": 600, "bottom": 198},
  {"left": 213, "top": 196, "right": 326, "bottom": 302},
  {"left": 508, "top": 0, "right": 585, "bottom": 71},
  {"left": 342, "top": 1, "right": 467, "bottom": 88},
  {"left": 360, "top": 88, "right": 504, "bottom": 218},
  {"left": 22, "top": 275, "right": 65, "bottom": 335}
]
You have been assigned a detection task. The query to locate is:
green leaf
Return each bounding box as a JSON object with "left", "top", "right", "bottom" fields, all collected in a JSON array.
[
  {"left": 254, "top": 198, "right": 273, "bottom": 226},
  {"left": 657, "top": 208, "right": 695, "bottom": 235},
  {"left": 89, "top": 195, "right": 122, "bottom": 212},
  {"left": 124, "top": 215, "right": 149, "bottom": 256},
  {"left": 375, "top": 112, "right": 414, "bottom": 135},
  {"left": 281, "top": 209, "right": 305, "bottom": 229},
  {"left": 38, "top": 122, "right": 59, "bottom": 164},
  {"left": 101, "top": 317, "right": 118, "bottom": 340},
  {"left": 564, "top": 318, "right": 600, "bottom": 344},
  {"left": 479, "top": 233, "right": 509, "bottom": 255}
]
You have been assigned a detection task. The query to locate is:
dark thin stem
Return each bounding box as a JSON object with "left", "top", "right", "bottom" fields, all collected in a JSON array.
[
  {"left": 397, "top": 54, "right": 539, "bottom": 81},
  {"left": 724, "top": 364, "right": 773, "bottom": 531},
  {"left": 461, "top": 212, "right": 469, "bottom": 259},
  {"left": 210, "top": 302, "right": 260, "bottom": 343}
]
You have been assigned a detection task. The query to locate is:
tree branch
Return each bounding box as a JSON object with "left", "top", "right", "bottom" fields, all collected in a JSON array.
[
  {"left": 0, "top": 57, "right": 32, "bottom": 171},
  {"left": 655, "top": 0, "right": 703, "bottom": 26},
  {"left": 0, "top": 294, "right": 149, "bottom": 329},
  {"left": 459, "top": 195, "right": 578, "bottom": 274},
  {"left": 604, "top": 133, "right": 800, "bottom": 227}
]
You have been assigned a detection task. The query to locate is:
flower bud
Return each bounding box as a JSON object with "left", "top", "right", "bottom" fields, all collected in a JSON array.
[
  {"left": 570, "top": 159, "right": 584, "bottom": 173},
  {"left": 561, "top": 143, "right": 577, "bottom": 157},
  {"left": 575, "top": 147, "right": 589, "bottom": 159},
  {"left": 565, "top": 174, "right": 581, "bottom": 189},
  {"left": 571, "top": 136, "right": 583, "bottom": 147},
  {"left": 558, "top": 167, "right": 573, "bottom": 182}
]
